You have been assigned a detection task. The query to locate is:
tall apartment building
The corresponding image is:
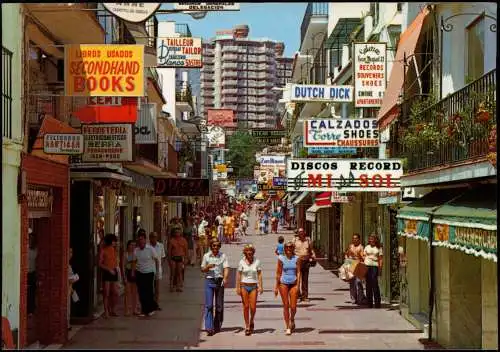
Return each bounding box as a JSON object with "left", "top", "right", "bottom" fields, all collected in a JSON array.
[{"left": 200, "top": 25, "right": 293, "bottom": 129}]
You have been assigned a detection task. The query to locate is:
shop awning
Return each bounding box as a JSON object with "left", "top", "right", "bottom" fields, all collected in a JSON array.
[
  {"left": 377, "top": 7, "right": 429, "bottom": 130},
  {"left": 314, "top": 192, "right": 332, "bottom": 207},
  {"left": 306, "top": 203, "right": 330, "bottom": 222},
  {"left": 293, "top": 191, "right": 310, "bottom": 206},
  {"left": 288, "top": 192, "right": 299, "bottom": 203},
  {"left": 396, "top": 187, "right": 466, "bottom": 241},
  {"left": 432, "top": 184, "right": 497, "bottom": 230}
]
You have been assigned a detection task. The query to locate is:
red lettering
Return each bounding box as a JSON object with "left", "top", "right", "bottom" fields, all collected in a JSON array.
[
  {"left": 125, "top": 76, "right": 135, "bottom": 92},
  {"left": 308, "top": 174, "right": 322, "bottom": 188},
  {"left": 372, "top": 174, "right": 383, "bottom": 188},
  {"left": 111, "top": 76, "right": 123, "bottom": 92},
  {"left": 87, "top": 77, "right": 97, "bottom": 91},
  {"left": 360, "top": 174, "right": 369, "bottom": 187},
  {"left": 326, "top": 174, "right": 333, "bottom": 187},
  {"left": 385, "top": 174, "right": 393, "bottom": 188},
  {"left": 99, "top": 77, "right": 110, "bottom": 91},
  {"left": 74, "top": 77, "right": 86, "bottom": 92}
]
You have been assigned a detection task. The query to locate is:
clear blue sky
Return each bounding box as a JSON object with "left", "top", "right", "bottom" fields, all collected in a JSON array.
[{"left": 157, "top": 3, "right": 307, "bottom": 57}]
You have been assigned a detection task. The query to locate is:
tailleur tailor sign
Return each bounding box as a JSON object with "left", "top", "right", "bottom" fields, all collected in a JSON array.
[
  {"left": 353, "top": 42, "right": 387, "bottom": 107},
  {"left": 65, "top": 44, "right": 144, "bottom": 97},
  {"left": 286, "top": 158, "right": 403, "bottom": 192},
  {"left": 173, "top": 2, "right": 240, "bottom": 11},
  {"left": 308, "top": 147, "right": 357, "bottom": 155},
  {"left": 290, "top": 84, "right": 353, "bottom": 103},
  {"left": 102, "top": 3, "right": 161, "bottom": 23},
  {"left": 81, "top": 124, "right": 133, "bottom": 162},
  {"left": 304, "top": 118, "right": 379, "bottom": 148},
  {"left": 157, "top": 37, "right": 202, "bottom": 68},
  {"left": 43, "top": 134, "right": 84, "bottom": 154}
]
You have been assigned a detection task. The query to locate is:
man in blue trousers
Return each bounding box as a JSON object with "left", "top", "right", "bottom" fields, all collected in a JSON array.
[{"left": 201, "top": 240, "right": 229, "bottom": 336}]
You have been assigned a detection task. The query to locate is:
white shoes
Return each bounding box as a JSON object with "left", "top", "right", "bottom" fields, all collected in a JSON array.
[{"left": 285, "top": 328, "right": 292, "bottom": 335}]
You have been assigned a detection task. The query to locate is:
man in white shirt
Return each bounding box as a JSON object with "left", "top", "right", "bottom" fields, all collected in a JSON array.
[
  {"left": 134, "top": 230, "right": 160, "bottom": 317},
  {"left": 149, "top": 232, "right": 166, "bottom": 310},
  {"left": 201, "top": 240, "right": 229, "bottom": 336}
]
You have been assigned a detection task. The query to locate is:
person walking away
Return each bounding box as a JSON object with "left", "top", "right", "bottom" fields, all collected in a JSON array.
[
  {"left": 198, "top": 216, "right": 209, "bottom": 253},
  {"left": 294, "top": 228, "right": 316, "bottom": 302},
  {"left": 149, "top": 232, "right": 166, "bottom": 309},
  {"left": 275, "top": 236, "right": 285, "bottom": 256},
  {"left": 183, "top": 218, "right": 195, "bottom": 266},
  {"left": 134, "top": 231, "right": 160, "bottom": 317},
  {"left": 271, "top": 208, "right": 279, "bottom": 233},
  {"left": 263, "top": 211, "right": 270, "bottom": 234},
  {"left": 27, "top": 232, "right": 37, "bottom": 316},
  {"left": 201, "top": 240, "right": 229, "bottom": 336},
  {"left": 275, "top": 241, "right": 301, "bottom": 335},
  {"left": 258, "top": 214, "right": 265, "bottom": 236},
  {"left": 122, "top": 240, "right": 139, "bottom": 316},
  {"left": 217, "top": 219, "right": 224, "bottom": 244},
  {"left": 240, "top": 211, "right": 248, "bottom": 236},
  {"left": 68, "top": 248, "right": 79, "bottom": 330},
  {"left": 364, "top": 233, "right": 383, "bottom": 308},
  {"left": 99, "top": 234, "right": 119, "bottom": 318},
  {"left": 235, "top": 244, "right": 263, "bottom": 336},
  {"left": 345, "top": 234, "right": 367, "bottom": 305},
  {"left": 168, "top": 229, "right": 189, "bottom": 292}
]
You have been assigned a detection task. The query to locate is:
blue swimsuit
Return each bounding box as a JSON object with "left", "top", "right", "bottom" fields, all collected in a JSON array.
[{"left": 279, "top": 255, "right": 298, "bottom": 285}]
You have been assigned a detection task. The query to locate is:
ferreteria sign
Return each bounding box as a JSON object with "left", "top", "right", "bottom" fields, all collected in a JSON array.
[
  {"left": 173, "top": 2, "right": 240, "bottom": 11},
  {"left": 353, "top": 42, "right": 387, "bottom": 108},
  {"left": 290, "top": 84, "right": 353, "bottom": 103},
  {"left": 64, "top": 44, "right": 144, "bottom": 97},
  {"left": 157, "top": 37, "right": 202, "bottom": 68},
  {"left": 303, "top": 118, "right": 379, "bottom": 148},
  {"left": 286, "top": 158, "right": 403, "bottom": 192},
  {"left": 81, "top": 124, "right": 133, "bottom": 162},
  {"left": 102, "top": 3, "right": 161, "bottom": 23}
]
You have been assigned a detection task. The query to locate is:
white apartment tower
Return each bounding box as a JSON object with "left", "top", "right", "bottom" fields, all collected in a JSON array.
[{"left": 200, "top": 25, "right": 293, "bottom": 129}]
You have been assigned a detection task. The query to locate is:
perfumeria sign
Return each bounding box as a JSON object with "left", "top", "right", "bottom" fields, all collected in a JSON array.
[
  {"left": 303, "top": 118, "right": 379, "bottom": 148},
  {"left": 353, "top": 42, "right": 387, "bottom": 108},
  {"left": 290, "top": 84, "right": 353, "bottom": 103},
  {"left": 286, "top": 158, "right": 403, "bottom": 192}
]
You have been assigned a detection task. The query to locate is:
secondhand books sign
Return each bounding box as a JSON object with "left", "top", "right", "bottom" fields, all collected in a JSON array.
[
  {"left": 303, "top": 118, "right": 379, "bottom": 148},
  {"left": 65, "top": 44, "right": 144, "bottom": 97},
  {"left": 81, "top": 124, "right": 133, "bottom": 162},
  {"left": 286, "top": 158, "right": 403, "bottom": 192},
  {"left": 290, "top": 84, "right": 353, "bottom": 103},
  {"left": 157, "top": 37, "right": 202, "bottom": 68},
  {"left": 353, "top": 42, "right": 387, "bottom": 108}
]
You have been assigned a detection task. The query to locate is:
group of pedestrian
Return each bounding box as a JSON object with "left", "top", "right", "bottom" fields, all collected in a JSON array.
[
  {"left": 344, "top": 233, "right": 383, "bottom": 308},
  {"left": 256, "top": 205, "right": 286, "bottom": 235}
]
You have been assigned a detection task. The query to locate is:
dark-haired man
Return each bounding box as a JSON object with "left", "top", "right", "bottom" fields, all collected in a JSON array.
[{"left": 134, "top": 231, "right": 159, "bottom": 317}]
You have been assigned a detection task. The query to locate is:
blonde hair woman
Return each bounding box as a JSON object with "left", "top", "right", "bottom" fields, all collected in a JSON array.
[{"left": 235, "top": 244, "right": 263, "bottom": 336}]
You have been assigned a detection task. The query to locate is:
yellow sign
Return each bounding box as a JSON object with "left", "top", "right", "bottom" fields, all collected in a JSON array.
[
  {"left": 434, "top": 224, "right": 450, "bottom": 242},
  {"left": 216, "top": 164, "right": 227, "bottom": 172},
  {"left": 404, "top": 219, "right": 417, "bottom": 235},
  {"left": 65, "top": 44, "right": 144, "bottom": 97}
]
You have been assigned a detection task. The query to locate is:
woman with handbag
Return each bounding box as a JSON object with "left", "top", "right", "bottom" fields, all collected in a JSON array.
[
  {"left": 344, "top": 234, "right": 367, "bottom": 305},
  {"left": 293, "top": 228, "right": 316, "bottom": 302}
]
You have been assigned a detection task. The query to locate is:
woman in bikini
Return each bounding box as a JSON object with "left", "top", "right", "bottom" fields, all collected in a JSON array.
[
  {"left": 167, "top": 229, "right": 188, "bottom": 292},
  {"left": 274, "top": 241, "right": 301, "bottom": 335},
  {"left": 122, "top": 240, "right": 139, "bottom": 316},
  {"left": 99, "top": 234, "right": 119, "bottom": 318},
  {"left": 235, "top": 244, "right": 263, "bottom": 336}
]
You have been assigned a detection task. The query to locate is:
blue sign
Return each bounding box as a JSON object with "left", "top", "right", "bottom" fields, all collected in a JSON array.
[
  {"left": 290, "top": 84, "right": 354, "bottom": 103},
  {"left": 307, "top": 147, "right": 357, "bottom": 155},
  {"left": 273, "top": 177, "right": 287, "bottom": 187}
]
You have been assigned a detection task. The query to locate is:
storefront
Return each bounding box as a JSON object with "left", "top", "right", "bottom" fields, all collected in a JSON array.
[
  {"left": 293, "top": 191, "right": 312, "bottom": 233},
  {"left": 397, "top": 184, "right": 497, "bottom": 349},
  {"left": 20, "top": 154, "right": 70, "bottom": 347}
]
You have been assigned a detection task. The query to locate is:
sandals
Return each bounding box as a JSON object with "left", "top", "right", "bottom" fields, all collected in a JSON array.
[
  {"left": 245, "top": 329, "right": 251, "bottom": 336},
  {"left": 285, "top": 328, "right": 292, "bottom": 335},
  {"left": 250, "top": 322, "right": 254, "bottom": 332}
]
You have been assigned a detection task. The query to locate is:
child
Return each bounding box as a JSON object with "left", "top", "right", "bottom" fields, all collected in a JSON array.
[{"left": 275, "top": 236, "right": 285, "bottom": 256}]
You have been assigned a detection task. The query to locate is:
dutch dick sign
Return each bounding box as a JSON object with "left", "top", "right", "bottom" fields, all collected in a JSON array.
[{"left": 290, "top": 84, "right": 353, "bottom": 103}]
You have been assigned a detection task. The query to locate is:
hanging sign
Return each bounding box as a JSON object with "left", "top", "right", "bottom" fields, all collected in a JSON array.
[
  {"left": 43, "top": 133, "right": 84, "bottom": 154},
  {"left": 173, "top": 2, "right": 240, "bottom": 11},
  {"left": 154, "top": 178, "right": 210, "bottom": 196},
  {"left": 303, "top": 118, "right": 379, "bottom": 147},
  {"left": 206, "top": 125, "right": 226, "bottom": 147},
  {"left": 331, "top": 192, "right": 355, "bottom": 203},
  {"left": 258, "top": 155, "right": 286, "bottom": 166},
  {"left": 273, "top": 177, "right": 287, "bottom": 187},
  {"left": 308, "top": 147, "right": 357, "bottom": 155},
  {"left": 102, "top": 3, "right": 161, "bottom": 23},
  {"left": 81, "top": 124, "right": 133, "bottom": 162},
  {"left": 290, "top": 84, "right": 353, "bottom": 103},
  {"left": 251, "top": 129, "right": 286, "bottom": 145},
  {"left": 353, "top": 42, "right": 387, "bottom": 107},
  {"left": 135, "top": 103, "right": 157, "bottom": 144},
  {"left": 64, "top": 44, "right": 144, "bottom": 97},
  {"left": 157, "top": 37, "right": 202, "bottom": 68},
  {"left": 286, "top": 158, "right": 403, "bottom": 192}
]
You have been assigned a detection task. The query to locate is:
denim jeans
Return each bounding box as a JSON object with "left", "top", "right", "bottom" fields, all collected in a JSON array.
[
  {"left": 349, "top": 276, "right": 366, "bottom": 304},
  {"left": 136, "top": 272, "right": 158, "bottom": 314},
  {"left": 365, "top": 266, "right": 381, "bottom": 307},
  {"left": 204, "top": 278, "right": 224, "bottom": 332}
]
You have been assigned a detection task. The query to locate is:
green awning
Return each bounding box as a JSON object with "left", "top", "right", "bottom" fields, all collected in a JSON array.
[
  {"left": 432, "top": 184, "right": 497, "bottom": 230},
  {"left": 397, "top": 188, "right": 467, "bottom": 221}
]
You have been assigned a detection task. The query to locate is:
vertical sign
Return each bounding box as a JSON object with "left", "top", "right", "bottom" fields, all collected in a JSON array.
[
  {"left": 135, "top": 103, "right": 157, "bottom": 144},
  {"left": 353, "top": 42, "right": 387, "bottom": 108}
]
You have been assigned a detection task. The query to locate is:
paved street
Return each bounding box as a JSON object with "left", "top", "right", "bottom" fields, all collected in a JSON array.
[{"left": 64, "top": 211, "right": 425, "bottom": 350}]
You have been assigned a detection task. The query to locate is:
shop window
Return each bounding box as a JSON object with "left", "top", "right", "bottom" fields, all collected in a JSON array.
[{"left": 466, "top": 15, "right": 485, "bottom": 82}]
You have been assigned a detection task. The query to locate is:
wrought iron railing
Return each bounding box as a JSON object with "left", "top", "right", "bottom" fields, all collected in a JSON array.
[
  {"left": 300, "top": 3, "right": 328, "bottom": 48},
  {"left": 393, "top": 69, "right": 496, "bottom": 173},
  {"left": 2, "top": 47, "right": 13, "bottom": 139}
]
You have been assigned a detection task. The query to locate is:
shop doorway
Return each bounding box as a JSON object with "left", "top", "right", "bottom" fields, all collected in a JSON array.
[{"left": 26, "top": 216, "right": 50, "bottom": 345}]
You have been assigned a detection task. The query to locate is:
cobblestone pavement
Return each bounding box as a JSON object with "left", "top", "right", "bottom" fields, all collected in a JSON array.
[{"left": 64, "top": 208, "right": 425, "bottom": 350}]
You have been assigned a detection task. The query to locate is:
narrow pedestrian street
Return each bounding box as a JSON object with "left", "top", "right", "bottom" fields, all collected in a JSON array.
[{"left": 63, "top": 211, "right": 425, "bottom": 350}]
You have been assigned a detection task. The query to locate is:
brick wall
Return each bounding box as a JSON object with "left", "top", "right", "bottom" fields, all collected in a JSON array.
[{"left": 20, "top": 154, "right": 69, "bottom": 347}]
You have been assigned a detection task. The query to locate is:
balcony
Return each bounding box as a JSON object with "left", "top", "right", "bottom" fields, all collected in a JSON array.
[
  {"left": 25, "top": 3, "right": 105, "bottom": 44},
  {"left": 393, "top": 69, "right": 496, "bottom": 182},
  {"left": 300, "top": 2, "right": 328, "bottom": 53}
]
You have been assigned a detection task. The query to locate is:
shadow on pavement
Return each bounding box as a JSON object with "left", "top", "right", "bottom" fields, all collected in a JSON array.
[
  {"left": 293, "top": 327, "right": 315, "bottom": 334},
  {"left": 307, "top": 297, "right": 326, "bottom": 301},
  {"left": 252, "top": 328, "right": 275, "bottom": 334},
  {"left": 333, "top": 288, "right": 350, "bottom": 292},
  {"left": 218, "top": 326, "right": 245, "bottom": 333}
]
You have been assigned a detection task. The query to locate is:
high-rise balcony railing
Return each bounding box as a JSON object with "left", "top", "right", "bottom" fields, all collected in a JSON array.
[
  {"left": 300, "top": 3, "right": 329, "bottom": 46},
  {"left": 393, "top": 69, "right": 496, "bottom": 173}
]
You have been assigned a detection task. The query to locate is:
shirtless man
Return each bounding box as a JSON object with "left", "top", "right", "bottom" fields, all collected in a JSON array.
[{"left": 168, "top": 229, "right": 188, "bottom": 292}]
